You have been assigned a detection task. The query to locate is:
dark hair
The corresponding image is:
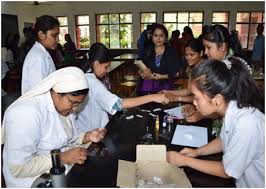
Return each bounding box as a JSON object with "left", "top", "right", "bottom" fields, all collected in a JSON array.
[
  {"left": 80, "top": 43, "right": 112, "bottom": 73},
  {"left": 151, "top": 23, "right": 168, "bottom": 39},
  {"left": 203, "top": 24, "right": 242, "bottom": 57},
  {"left": 191, "top": 59, "right": 264, "bottom": 112},
  {"left": 257, "top": 23, "right": 264, "bottom": 29},
  {"left": 34, "top": 15, "right": 60, "bottom": 40},
  {"left": 171, "top": 30, "right": 180, "bottom": 38},
  {"left": 185, "top": 39, "right": 204, "bottom": 54},
  {"left": 183, "top": 26, "right": 193, "bottom": 36},
  {"left": 65, "top": 34, "right": 72, "bottom": 42}
]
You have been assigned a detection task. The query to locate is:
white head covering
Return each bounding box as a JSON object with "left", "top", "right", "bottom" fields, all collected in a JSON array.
[
  {"left": 19, "top": 66, "right": 89, "bottom": 101},
  {"left": 1, "top": 66, "right": 88, "bottom": 144}
]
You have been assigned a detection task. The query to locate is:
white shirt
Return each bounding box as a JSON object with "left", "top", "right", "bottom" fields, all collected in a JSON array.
[
  {"left": 220, "top": 101, "right": 265, "bottom": 188},
  {"left": 2, "top": 92, "right": 81, "bottom": 187},
  {"left": 75, "top": 73, "right": 119, "bottom": 132},
  {"left": 21, "top": 41, "right": 56, "bottom": 94}
]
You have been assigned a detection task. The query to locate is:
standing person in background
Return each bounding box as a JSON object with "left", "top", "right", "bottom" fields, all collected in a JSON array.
[
  {"left": 167, "top": 59, "right": 264, "bottom": 188},
  {"left": 182, "top": 24, "right": 262, "bottom": 123},
  {"left": 17, "top": 26, "right": 35, "bottom": 75},
  {"left": 230, "top": 29, "right": 242, "bottom": 57},
  {"left": 137, "top": 23, "right": 181, "bottom": 95},
  {"left": 76, "top": 43, "right": 170, "bottom": 132},
  {"left": 169, "top": 30, "right": 180, "bottom": 49},
  {"left": 5, "top": 33, "right": 20, "bottom": 70},
  {"left": 21, "top": 15, "right": 60, "bottom": 95},
  {"left": 63, "top": 34, "right": 77, "bottom": 64},
  {"left": 251, "top": 23, "right": 265, "bottom": 70},
  {"left": 137, "top": 24, "right": 153, "bottom": 59}
]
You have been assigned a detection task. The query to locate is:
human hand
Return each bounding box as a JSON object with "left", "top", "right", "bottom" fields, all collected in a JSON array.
[
  {"left": 83, "top": 128, "right": 107, "bottom": 143},
  {"left": 179, "top": 147, "right": 200, "bottom": 158},
  {"left": 158, "top": 90, "right": 168, "bottom": 94},
  {"left": 185, "top": 111, "right": 203, "bottom": 123},
  {"left": 60, "top": 147, "right": 88, "bottom": 165},
  {"left": 166, "top": 151, "right": 188, "bottom": 167},
  {"left": 165, "top": 93, "right": 178, "bottom": 102},
  {"left": 152, "top": 73, "right": 162, "bottom": 80},
  {"left": 152, "top": 94, "right": 170, "bottom": 105},
  {"left": 182, "top": 104, "right": 197, "bottom": 117}
]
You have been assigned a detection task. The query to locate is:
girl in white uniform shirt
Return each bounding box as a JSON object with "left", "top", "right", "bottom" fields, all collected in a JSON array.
[
  {"left": 21, "top": 15, "right": 59, "bottom": 94},
  {"left": 75, "top": 43, "right": 170, "bottom": 132},
  {"left": 182, "top": 25, "right": 260, "bottom": 122},
  {"left": 167, "top": 60, "right": 264, "bottom": 188},
  {"left": 2, "top": 67, "right": 106, "bottom": 187}
]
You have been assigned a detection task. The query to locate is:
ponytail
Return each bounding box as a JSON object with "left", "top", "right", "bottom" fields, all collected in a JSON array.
[
  {"left": 191, "top": 59, "right": 264, "bottom": 112},
  {"left": 79, "top": 43, "right": 112, "bottom": 73},
  {"left": 230, "top": 58, "right": 264, "bottom": 112}
]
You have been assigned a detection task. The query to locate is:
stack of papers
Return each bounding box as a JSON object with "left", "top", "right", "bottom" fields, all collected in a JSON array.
[{"left": 171, "top": 125, "right": 207, "bottom": 147}]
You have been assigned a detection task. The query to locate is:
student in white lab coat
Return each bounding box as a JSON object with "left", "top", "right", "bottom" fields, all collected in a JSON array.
[
  {"left": 21, "top": 15, "right": 59, "bottom": 95},
  {"left": 75, "top": 43, "right": 170, "bottom": 132},
  {"left": 167, "top": 60, "right": 264, "bottom": 188},
  {"left": 2, "top": 67, "right": 106, "bottom": 187}
]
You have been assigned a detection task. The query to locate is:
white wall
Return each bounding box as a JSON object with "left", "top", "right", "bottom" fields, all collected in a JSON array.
[{"left": 1, "top": 1, "right": 264, "bottom": 48}]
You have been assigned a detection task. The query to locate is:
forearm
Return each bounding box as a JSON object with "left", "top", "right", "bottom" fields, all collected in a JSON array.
[
  {"left": 122, "top": 95, "right": 156, "bottom": 109},
  {"left": 9, "top": 154, "right": 52, "bottom": 178},
  {"left": 185, "top": 157, "right": 230, "bottom": 178},
  {"left": 167, "top": 88, "right": 191, "bottom": 96},
  {"left": 154, "top": 73, "right": 168, "bottom": 80},
  {"left": 177, "top": 95, "right": 194, "bottom": 103},
  {"left": 197, "top": 137, "right": 223, "bottom": 156}
]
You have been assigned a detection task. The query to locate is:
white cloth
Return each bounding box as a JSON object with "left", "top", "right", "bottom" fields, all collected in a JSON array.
[
  {"left": 75, "top": 73, "right": 119, "bottom": 132},
  {"left": 21, "top": 41, "right": 56, "bottom": 94},
  {"left": 2, "top": 67, "right": 89, "bottom": 187},
  {"left": 220, "top": 101, "right": 265, "bottom": 188}
]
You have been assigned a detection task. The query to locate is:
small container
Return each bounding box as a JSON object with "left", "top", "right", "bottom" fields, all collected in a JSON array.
[
  {"left": 162, "top": 115, "right": 167, "bottom": 128},
  {"left": 166, "top": 116, "right": 174, "bottom": 133}
]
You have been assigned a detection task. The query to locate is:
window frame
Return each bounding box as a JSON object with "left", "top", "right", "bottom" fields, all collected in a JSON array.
[
  {"left": 75, "top": 14, "right": 90, "bottom": 49},
  {"left": 212, "top": 11, "right": 230, "bottom": 28},
  {"left": 56, "top": 16, "right": 68, "bottom": 45},
  {"left": 140, "top": 12, "right": 157, "bottom": 33},
  {"left": 236, "top": 11, "right": 264, "bottom": 49},
  {"left": 163, "top": 11, "right": 204, "bottom": 38},
  {"left": 95, "top": 12, "right": 133, "bottom": 49}
]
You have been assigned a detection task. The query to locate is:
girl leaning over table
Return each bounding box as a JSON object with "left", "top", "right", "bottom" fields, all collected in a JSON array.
[
  {"left": 2, "top": 67, "right": 106, "bottom": 187},
  {"left": 182, "top": 24, "right": 261, "bottom": 123},
  {"left": 167, "top": 59, "right": 264, "bottom": 188},
  {"left": 75, "top": 42, "right": 170, "bottom": 133}
]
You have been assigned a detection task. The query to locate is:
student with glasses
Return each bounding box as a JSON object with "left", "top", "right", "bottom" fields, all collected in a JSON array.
[
  {"left": 2, "top": 67, "right": 106, "bottom": 187},
  {"left": 21, "top": 15, "right": 60, "bottom": 95}
]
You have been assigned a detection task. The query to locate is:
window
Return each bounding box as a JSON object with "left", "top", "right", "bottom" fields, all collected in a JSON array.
[
  {"left": 57, "top": 16, "right": 68, "bottom": 45},
  {"left": 140, "top": 12, "right": 156, "bottom": 33},
  {"left": 75, "top": 15, "right": 90, "bottom": 49},
  {"left": 163, "top": 12, "right": 203, "bottom": 38},
  {"left": 236, "top": 12, "right": 264, "bottom": 49},
  {"left": 96, "top": 13, "right": 132, "bottom": 49},
  {"left": 212, "top": 12, "right": 230, "bottom": 28}
]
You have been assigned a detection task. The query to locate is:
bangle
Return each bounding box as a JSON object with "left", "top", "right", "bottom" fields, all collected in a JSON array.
[{"left": 178, "top": 96, "right": 182, "bottom": 101}]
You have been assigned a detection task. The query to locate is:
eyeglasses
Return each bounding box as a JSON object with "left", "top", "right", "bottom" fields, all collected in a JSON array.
[{"left": 66, "top": 96, "right": 82, "bottom": 108}]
